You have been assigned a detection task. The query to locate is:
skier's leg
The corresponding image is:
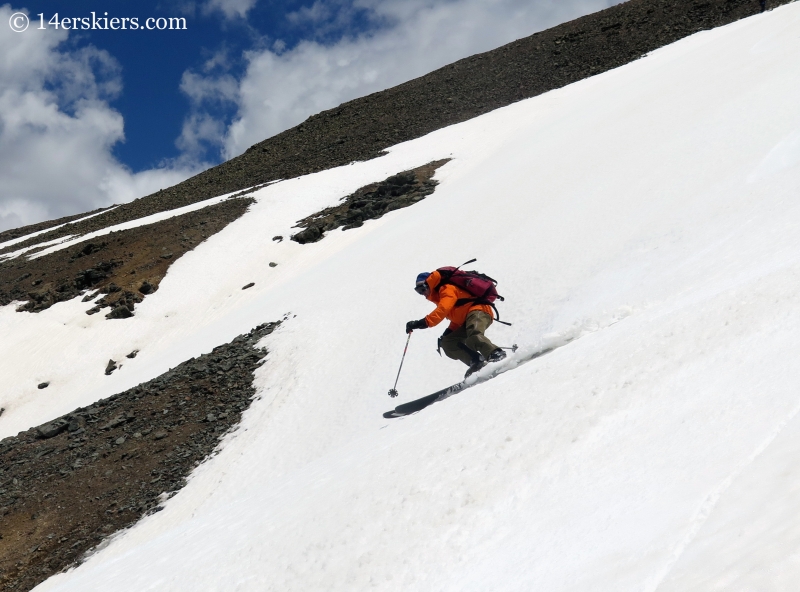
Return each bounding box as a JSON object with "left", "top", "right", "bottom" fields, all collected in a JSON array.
[
  {"left": 464, "top": 311, "right": 500, "bottom": 359},
  {"left": 440, "top": 327, "right": 473, "bottom": 365}
]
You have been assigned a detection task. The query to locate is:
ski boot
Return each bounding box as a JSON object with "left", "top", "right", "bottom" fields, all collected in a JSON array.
[
  {"left": 488, "top": 348, "right": 507, "bottom": 363},
  {"left": 464, "top": 353, "right": 487, "bottom": 379}
]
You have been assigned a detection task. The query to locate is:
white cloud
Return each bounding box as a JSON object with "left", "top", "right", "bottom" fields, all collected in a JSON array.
[
  {"left": 286, "top": 1, "right": 335, "bottom": 25},
  {"left": 0, "top": 0, "right": 625, "bottom": 233},
  {"left": 177, "top": 52, "right": 240, "bottom": 159},
  {"left": 176, "top": 112, "right": 228, "bottom": 157},
  {"left": 184, "top": 0, "right": 624, "bottom": 160},
  {"left": 203, "top": 0, "right": 257, "bottom": 20},
  {"left": 180, "top": 69, "right": 239, "bottom": 107},
  {"left": 0, "top": 4, "right": 202, "bottom": 232}
]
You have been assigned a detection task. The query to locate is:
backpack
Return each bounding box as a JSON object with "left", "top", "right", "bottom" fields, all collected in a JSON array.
[{"left": 433, "top": 259, "right": 511, "bottom": 325}]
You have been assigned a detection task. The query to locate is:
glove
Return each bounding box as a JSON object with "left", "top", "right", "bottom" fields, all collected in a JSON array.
[{"left": 405, "top": 319, "right": 428, "bottom": 334}]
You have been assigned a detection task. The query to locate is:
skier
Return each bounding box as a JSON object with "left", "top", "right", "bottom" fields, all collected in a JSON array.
[{"left": 406, "top": 270, "right": 506, "bottom": 377}]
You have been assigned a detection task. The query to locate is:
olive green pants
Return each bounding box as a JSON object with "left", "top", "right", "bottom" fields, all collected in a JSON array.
[{"left": 440, "top": 311, "right": 499, "bottom": 366}]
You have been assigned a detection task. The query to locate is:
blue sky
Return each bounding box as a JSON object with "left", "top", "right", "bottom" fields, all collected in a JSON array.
[
  {"left": 0, "top": 0, "right": 621, "bottom": 231},
  {"left": 19, "top": 0, "right": 382, "bottom": 171}
]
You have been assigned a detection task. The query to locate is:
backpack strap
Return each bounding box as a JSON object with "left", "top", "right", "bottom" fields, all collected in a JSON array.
[
  {"left": 490, "top": 302, "right": 512, "bottom": 326},
  {"left": 454, "top": 297, "right": 512, "bottom": 326},
  {"left": 432, "top": 268, "right": 454, "bottom": 293}
]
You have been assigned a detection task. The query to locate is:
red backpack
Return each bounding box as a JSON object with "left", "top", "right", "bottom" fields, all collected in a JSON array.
[{"left": 434, "top": 259, "right": 510, "bottom": 325}]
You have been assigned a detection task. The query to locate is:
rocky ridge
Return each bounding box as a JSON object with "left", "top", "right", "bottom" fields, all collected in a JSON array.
[
  {"left": 0, "top": 208, "right": 111, "bottom": 246},
  {"left": 0, "top": 321, "right": 280, "bottom": 591},
  {"left": 1, "top": 0, "right": 787, "bottom": 254},
  {"left": 0, "top": 197, "right": 253, "bottom": 316}
]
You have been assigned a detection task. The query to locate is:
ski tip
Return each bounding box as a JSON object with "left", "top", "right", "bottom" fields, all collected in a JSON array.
[{"left": 383, "top": 410, "right": 403, "bottom": 419}]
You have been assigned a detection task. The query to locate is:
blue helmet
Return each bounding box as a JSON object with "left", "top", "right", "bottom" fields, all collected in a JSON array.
[{"left": 414, "top": 272, "right": 431, "bottom": 295}]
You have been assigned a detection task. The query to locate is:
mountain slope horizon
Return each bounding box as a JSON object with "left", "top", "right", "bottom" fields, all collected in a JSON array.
[
  {"left": 1, "top": 0, "right": 787, "bottom": 322},
  {"left": 2, "top": 2, "right": 800, "bottom": 590},
  {"left": 0, "top": 0, "right": 788, "bottom": 245}
]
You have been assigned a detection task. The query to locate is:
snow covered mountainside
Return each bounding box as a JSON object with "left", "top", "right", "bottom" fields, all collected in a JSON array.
[{"left": 2, "top": 3, "right": 800, "bottom": 589}]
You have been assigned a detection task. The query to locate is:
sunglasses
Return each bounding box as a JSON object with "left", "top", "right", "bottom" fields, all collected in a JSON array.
[{"left": 414, "top": 283, "right": 429, "bottom": 295}]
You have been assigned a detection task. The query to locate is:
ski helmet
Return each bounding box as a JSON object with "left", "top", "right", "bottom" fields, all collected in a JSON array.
[{"left": 415, "top": 272, "right": 431, "bottom": 294}]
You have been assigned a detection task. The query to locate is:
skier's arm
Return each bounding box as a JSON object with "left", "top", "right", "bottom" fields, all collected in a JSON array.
[{"left": 425, "top": 287, "right": 457, "bottom": 328}]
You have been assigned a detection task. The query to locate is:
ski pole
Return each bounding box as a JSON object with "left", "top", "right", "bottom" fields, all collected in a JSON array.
[
  {"left": 498, "top": 344, "right": 518, "bottom": 352},
  {"left": 388, "top": 333, "right": 411, "bottom": 398}
]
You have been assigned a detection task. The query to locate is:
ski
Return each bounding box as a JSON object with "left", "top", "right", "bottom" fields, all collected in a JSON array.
[
  {"left": 383, "top": 382, "right": 468, "bottom": 418},
  {"left": 383, "top": 343, "right": 559, "bottom": 418}
]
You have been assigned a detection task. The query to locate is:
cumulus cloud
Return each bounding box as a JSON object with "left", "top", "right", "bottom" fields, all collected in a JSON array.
[
  {"left": 183, "top": 0, "right": 623, "bottom": 160},
  {"left": 285, "top": 0, "right": 374, "bottom": 36},
  {"left": 1, "top": 0, "right": 624, "bottom": 233},
  {"left": 176, "top": 49, "right": 241, "bottom": 159},
  {"left": 0, "top": 4, "right": 202, "bottom": 232},
  {"left": 203, "top": 0, "right": 258, "bottom": 20},
  {"left": 287, "top": 1, "right": 335, "bottom": 25}
]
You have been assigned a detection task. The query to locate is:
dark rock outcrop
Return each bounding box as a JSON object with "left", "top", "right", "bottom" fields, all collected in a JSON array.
[
  {"left": 0, "top": 198, "right": 252, "bottom": 317},
  {"left": 0, "top": 321, "right": 279, "bottom": 591},
  {"left": 291, "top": 159, "right": 448, "bottom": 244}
]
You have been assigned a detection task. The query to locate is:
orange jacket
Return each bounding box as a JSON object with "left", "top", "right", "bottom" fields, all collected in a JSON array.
[{"left": 423, "top": 270, "right": 493, "bottom": 330}]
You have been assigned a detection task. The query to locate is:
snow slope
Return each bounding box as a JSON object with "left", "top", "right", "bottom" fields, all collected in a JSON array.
[{"left": 1, "top": 3, "right": 799, "bottom": 589}]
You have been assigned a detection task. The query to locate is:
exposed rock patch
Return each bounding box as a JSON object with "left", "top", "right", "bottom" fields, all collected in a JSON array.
[
  {"left": 0, "top": 321, "right": 279, "bottom": 592},
  {"left": 0, "top": 208, "right": 111, "bottom": 246},
  {"left": 0, "top": 198, "right": 253, "bottom": 317},
  {"left": 291, "top": 159, "right": 449, "bottom": 244}
]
